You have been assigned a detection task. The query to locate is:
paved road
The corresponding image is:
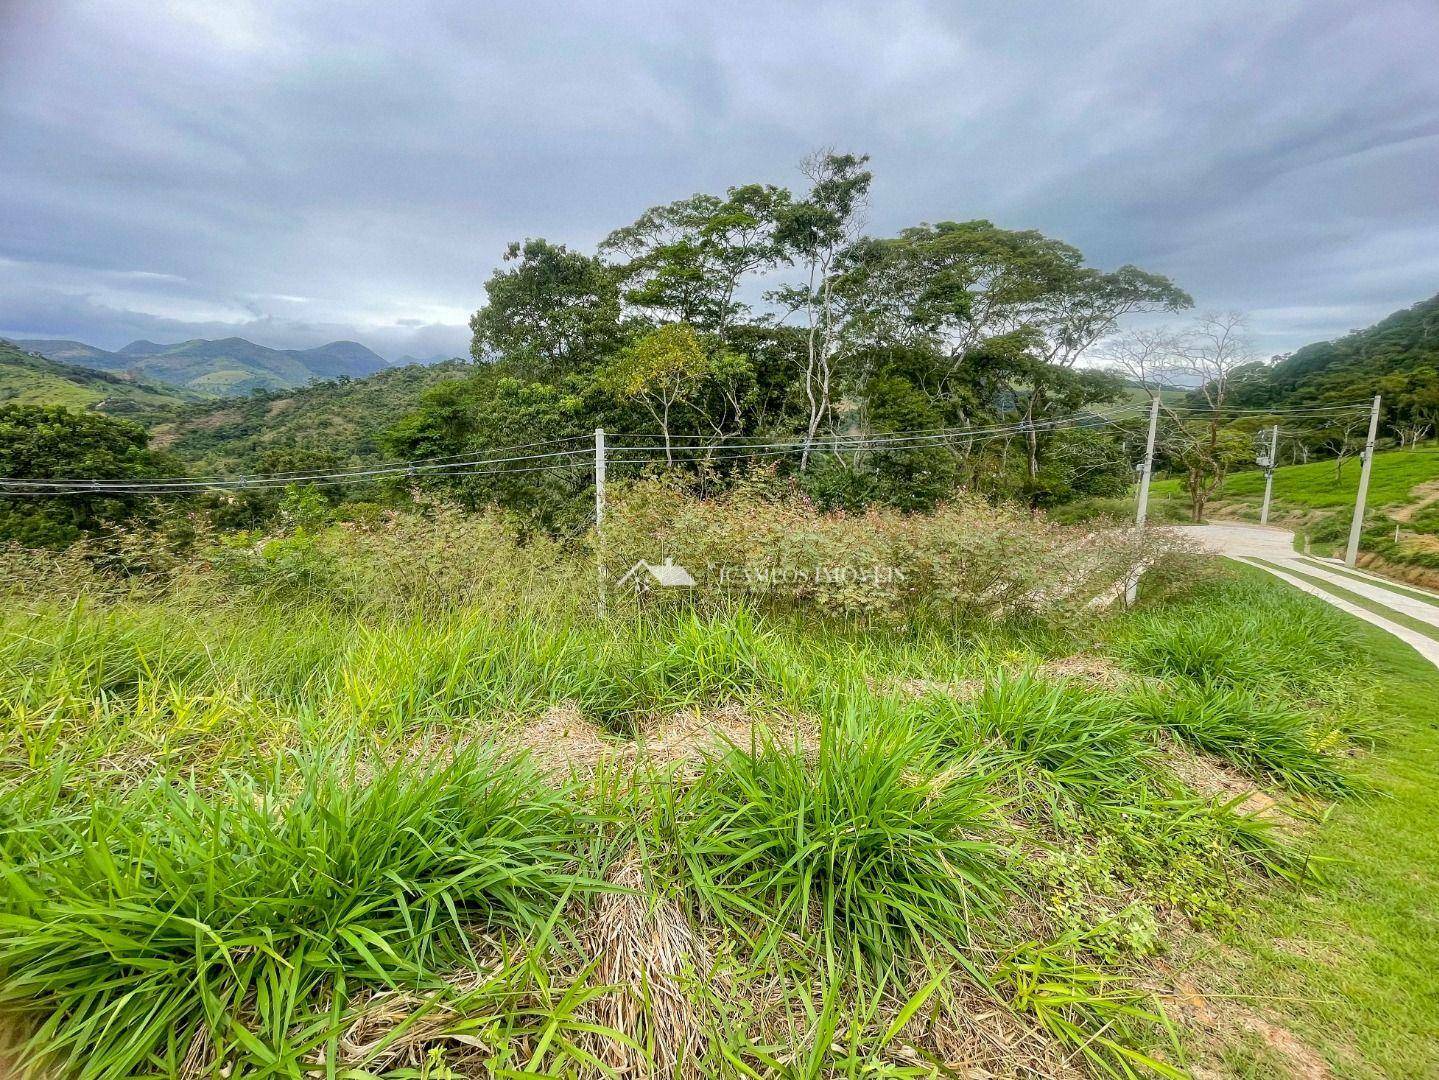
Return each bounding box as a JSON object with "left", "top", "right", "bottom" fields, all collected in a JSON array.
[{"left": 1172, "top": 523, "right": 1439, "bottom": 668}]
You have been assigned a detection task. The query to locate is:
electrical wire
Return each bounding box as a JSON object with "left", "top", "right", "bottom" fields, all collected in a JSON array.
[
  {"left": 606, "top": 416, "right": 1136, "bottom": 466},
  {"left": 0, "top": 445, "right": 593, "bottom": 492},
  {"left": 0, "top": 456, "right": 595, "bottom": 496},
  {"left": 0, "top": 410, "right": 1144, "bottom": 493},
  {"left": 1159, "top": 404, "right": 1370, "bottom": 417},
  {"left": 606, "top": 408, "right": 1149, "bottom": 454},
  {"left": 0, "top": 397, "right": 1385, "bottom": 496}
]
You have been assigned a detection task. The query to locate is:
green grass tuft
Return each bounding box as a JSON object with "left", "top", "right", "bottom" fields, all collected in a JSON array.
[
  {"left": 0, "top": 745, "right": 595, "bottom": 1077},
  {"left": 664, "top": 721, "right": 1011, "bottom": 970}
]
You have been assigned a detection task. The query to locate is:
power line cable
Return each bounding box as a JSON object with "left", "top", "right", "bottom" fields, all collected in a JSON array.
[
  {"left": 0, "top": 410, "right": 1143, "bottom": 491},
  {"left": 0, "top": 445, "right": 593, "bottom": 493},
  {"left": 0, "top": 397, "right": 1381, "bottom": 494}
]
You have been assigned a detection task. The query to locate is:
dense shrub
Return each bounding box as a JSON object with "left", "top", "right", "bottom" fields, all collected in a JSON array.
[
  {"left": 603, "top": 475, "right": 1167, "bottom": 622},
  {"left": 205, "top": 501, "right": 586, "bottom": 617}
]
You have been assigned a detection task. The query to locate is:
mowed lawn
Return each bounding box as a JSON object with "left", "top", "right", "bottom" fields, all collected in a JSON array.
[{"left": 1191, "top": 566, "right": 1439, "bottom": 1077}]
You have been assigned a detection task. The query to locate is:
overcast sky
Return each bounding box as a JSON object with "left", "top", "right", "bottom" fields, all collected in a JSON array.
[{"left": 2, "top": 0, "right": 1436, "bottom": 361}]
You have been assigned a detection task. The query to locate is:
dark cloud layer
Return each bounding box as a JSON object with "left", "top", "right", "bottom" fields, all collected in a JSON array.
[{"left": 2, "top": 0, "right": 1436, "bottom": 360}]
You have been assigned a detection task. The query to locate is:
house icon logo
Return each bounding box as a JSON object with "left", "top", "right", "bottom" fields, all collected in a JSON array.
[{"left": 615, "top": 557, "right": 696, "bottom": 589}]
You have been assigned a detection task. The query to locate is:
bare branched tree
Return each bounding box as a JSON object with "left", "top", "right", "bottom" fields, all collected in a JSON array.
[
  {"left": 1103, "top": 313, "right": 1260, "bottom": 521},
  {"left": 1318, "top": 412, "right": 1373, "bottom": 482},
  {"left": 1096, "top": 326, "right": 1186, "bottom": 397},
  {"left": 770, "top": 150, "right": 872, "bottom": 470},
  {"left": 1174, "top": 311, "right": 1254, "bottom": 414}
]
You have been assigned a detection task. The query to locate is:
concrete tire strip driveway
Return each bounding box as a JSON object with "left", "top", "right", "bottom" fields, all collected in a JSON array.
[{"left": 1172, "top": 523, "right": 1439, "bottom": 669}]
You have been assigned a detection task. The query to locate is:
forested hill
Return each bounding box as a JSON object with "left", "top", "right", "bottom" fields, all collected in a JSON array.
[
  {"left": 0, "top": 338, "right": 201, "bottom": 420},
  {"left": 150, "top": 360, "right": 475, "bottom": 471},
  {"left": 1248, "top": 293, "right": 1439, "bottom": 412}
]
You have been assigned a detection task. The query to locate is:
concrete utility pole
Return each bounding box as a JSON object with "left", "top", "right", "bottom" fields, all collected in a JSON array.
[
  {"left": 1134, "top": 394, "right": 1161, "bottom": 529},
  {"left": 1344, "top": 395, "right": 1381, "bottom": 568},
  {"left": 594, "top": 428, "right": 607, "bottom": 618},
  {"left": 1126, "top": 394, "right": 1163, "bottom": 605},
  {"left": 1259, "top": 424, "right": 1279, "bottom": 525}
]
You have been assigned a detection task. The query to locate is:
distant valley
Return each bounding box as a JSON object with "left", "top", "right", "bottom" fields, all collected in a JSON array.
[
  {"left": 0, "top": 338, "right": 203, "bottom": 421},
  {"left": 0, "top": 332, "right": 475, "bottom": 468},
  {"left": 9, "top": 335, "right": 408, "bottom": 395}
]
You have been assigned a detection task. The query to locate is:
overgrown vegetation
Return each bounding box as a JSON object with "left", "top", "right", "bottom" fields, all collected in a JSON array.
[
  {"left": 4, "top": 151, "right": 1193, "bottom": 544},
  {"left": 0, "top": 495, "right": 1388, "bottom": 1077}
]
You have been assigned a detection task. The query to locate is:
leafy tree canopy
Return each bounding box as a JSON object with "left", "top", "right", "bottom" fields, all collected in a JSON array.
[{"left": 0, "top": 405, "right": 179, "bottom": 546}]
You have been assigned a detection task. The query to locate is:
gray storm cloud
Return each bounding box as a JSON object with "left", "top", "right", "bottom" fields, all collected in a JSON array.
[{"left": 1, "top": 0, "right": 1436, "bottom": 359}]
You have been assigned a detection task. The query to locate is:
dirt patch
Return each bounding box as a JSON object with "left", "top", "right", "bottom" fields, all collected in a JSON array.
[
  {"left": 1039, "top": 654, "right": 1133, "bottom": 688},
  {"left": 637, "top": 703, "right": 819, "bottom": 772},
  {"left": 1355, "top": 552, "right": 1439, "bottom": 592},
  {"left": 880, "top": 657, "right": 1141, "bottom": 703},
  {"left": 505, "top": 702, "right": 626, "bottom": 778},
  {"left": 1389, "top": 478, "right": 1439, "bottom": 524},
  {"left": 879, "top": 675, "right": 984, "bottom": 701},
  {"left": 1162, "top": 974, "right": 1334, "bottom": 1079},
  {"left": 506, "top": 703, "right": 818, "bottom": 780},
  {"left": 1157, "top": 738, "right": 1288, "bottom": 820},
  {"left": 265, "top": 397, "right": 296, "bottom": 418}
]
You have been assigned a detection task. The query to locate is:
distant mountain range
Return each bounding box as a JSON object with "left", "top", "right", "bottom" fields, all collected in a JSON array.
[
  {"left": 10, "top": 336, "right": 397, "bottom": 395},
  {"left": 0, "top": 338, "right": 202, "bottom": 420}
]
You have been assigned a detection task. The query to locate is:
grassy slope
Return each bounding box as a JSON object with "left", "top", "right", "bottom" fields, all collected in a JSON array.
[
  {"left": 1149, "top": 447, "right": 1439, "bottom": 515},
  {"left": 1199, "top": 564, "right": 1439, "bottom": 1076},
  {"left": 1147, "top": 449, "right": 1439, "bottom": 579},
  {"left": 1098, "top": 385, "right": 1189, "bottom": 415},
  {"left": 1, "top": 527, "right": 1434, "bottom": 1075},
  {"left": 0, "top": 339, "right": 197, "bottom": 421}
]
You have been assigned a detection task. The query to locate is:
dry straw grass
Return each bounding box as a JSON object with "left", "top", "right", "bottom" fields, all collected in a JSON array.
[{"left": 578, "top": 850, "right": 713, "bottom": 1078}]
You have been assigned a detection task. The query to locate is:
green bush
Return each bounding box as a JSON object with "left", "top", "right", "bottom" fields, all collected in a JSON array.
[
  {"left": 943, "top": 670, "right": 1156, "bottom": 801},
  {"left": 605, "top": 474, "right": 1159, "bottom": 622}
]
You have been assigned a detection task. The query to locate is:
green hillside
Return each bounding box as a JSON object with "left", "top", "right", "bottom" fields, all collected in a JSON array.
[
  {"left": 1111, "top": 383, "right": 1188, "bottom": 410},
  {"left": 152, "top": 359, "right": 476, "bottom": 470},
  {"left": 1224, "top": 293, "right": 1439, "bottom": 429},
  {"left": 0, "top": 338, "right": 199, "bottom": 420},
  {"left": 1152, "top": 448, "right": 1439, "bottom": 580}
]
